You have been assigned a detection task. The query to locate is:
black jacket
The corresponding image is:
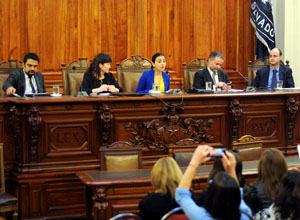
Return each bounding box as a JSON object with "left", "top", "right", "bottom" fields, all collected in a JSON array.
[
  {"left": 243, "top": 181, "right": 273, "bottom": 215},
  {"left": 2, "top": 70, "right": 46, "bottom": 96},
  {"left": 193, "top": 68, "right": 231, "bottom": 89},
  {"left": 81, "top": 72, "right": 123, "bottom": 94}
]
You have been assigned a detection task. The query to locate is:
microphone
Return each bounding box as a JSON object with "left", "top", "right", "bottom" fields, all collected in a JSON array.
[
  {"left": 166, "top": 71, "right": 183, "bottom": 95},
  {"left": 75, "top": 76, "right": 88, "bottom": 97},
  {"left": 233, "top": 67, "right": 249, "bottom": 82}
]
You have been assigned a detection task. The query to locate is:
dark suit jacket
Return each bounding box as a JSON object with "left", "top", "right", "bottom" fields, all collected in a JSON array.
[
  {"left": 251, "top": 65, "right": 295, "bottom": 88},
  {"left": 81, "top": 72, "right": 123, "bottom": 94},
  {"left": 193, "top": 68, "right": 231, "bottom": 89},
  {"left": 2, "top": 70, "right": 46, "bottom": 96}
]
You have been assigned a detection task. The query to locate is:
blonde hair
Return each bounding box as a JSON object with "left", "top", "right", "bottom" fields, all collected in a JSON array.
[
  {"left": 258, "top": 148, "right": 287, "bottom": 199},
  {"left": 151, "top": 157, "right": 183, "bottom": 198}
]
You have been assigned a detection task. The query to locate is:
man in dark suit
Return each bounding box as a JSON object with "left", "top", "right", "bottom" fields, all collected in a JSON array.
[
  {"left": 251, "top": 48, "right": 294, "bottom": 89},
  {"left": 3, "top": 53, "right": 46, "bottom": 96},
  {"left": 193, "top": 51, "right": 232, "bottom": 90}
]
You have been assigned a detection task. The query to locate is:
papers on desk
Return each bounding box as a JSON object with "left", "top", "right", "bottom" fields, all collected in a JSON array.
[
  {"left": 227, "top": 89, "right": 244, "bottom": 92},
  {"left": 90, "top": 92, "right": 111, "bottom": 96},
  {"left": 50, "top": 94, "right": 62, "bottom": 97},
  {"left": 149, "top": 91, "right": 161, "bottom": 94},
  {"left": 24, "top": 93, "right": 51, "bottom": 97},
  {"left": 275, "top": 87, "right": 300, "bottom": 90}
]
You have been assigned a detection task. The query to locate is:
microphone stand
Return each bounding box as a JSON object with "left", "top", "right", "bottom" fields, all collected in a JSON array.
[
  {"left": 166, "top": 71, "right": 183, "bottom": 95},
  {"left": 75, "top": 77, "right": 88, "bottom": 97},
  {"left": 233, "top": 67, "right": 249, "bottom": 83}
]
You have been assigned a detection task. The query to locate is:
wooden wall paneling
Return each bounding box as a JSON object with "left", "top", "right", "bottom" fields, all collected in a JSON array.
[
  {"left": 194, "top": 0, "right": 213, "bottom": 58},
  {"left": 101, "top": 0, "right": 116, "bottom": 65},
  {"left": 115, "top": 0, "right": 128, "bottom": 65},
  {"left": 225, "top": 0, "right": 238, "bottom": 70},
  {"left": 26, "top": 0, "right": 42, "bottom": 66},
  {"left": 127, "top": 0, "right": 147, "bottom": 58},
  {"left": 41, "top": 0, "right": 64, "bottom": 71},
  {"left": 182, "top": 0, "right": 195, "bottom": 65},
  {"left": 0, "top": 0, "right": 23, "bottom": 60},
  {"left": 0, "top": 0, "right": 255, "bottom": 88},
  {"left": 173, "top": 0, "right": 183, "bottom": 79},
  {"left": 211, "top": 0, "right": 226, "bottom": 57},
  {"left": 239, "top": 0, "right": 255, "bottom": 76}
]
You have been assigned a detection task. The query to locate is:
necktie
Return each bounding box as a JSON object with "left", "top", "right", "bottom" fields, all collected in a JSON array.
[
  {"left": 212, "top": 73, "right": 217, "bottom": 85},
  {"left": 28, "top": 75, "right": 36, "bottom": 93},
  {"left": 271, "top": 69, "right": 277, "bottom": 88}
]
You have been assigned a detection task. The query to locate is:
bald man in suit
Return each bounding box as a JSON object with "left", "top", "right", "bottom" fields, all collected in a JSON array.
[{"left": 251, "top": 48, "right": 294, "bottom": 89}]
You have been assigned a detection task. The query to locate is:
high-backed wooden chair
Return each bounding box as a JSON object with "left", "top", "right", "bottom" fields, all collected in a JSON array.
[
  {"left": 0, "top": 60, "right": 23, "bottom": 74},
  {"left": 61, "top": 58, "right": 89, "bottom": 95},
  {"left": 0, "top": 60, "right": 23, "bottom": 97},
  {"left": 232, "top": 135, "right": 263, "bottom": 161},
  {"left": 99, "top": 142, "right": 142, "bottom": 171},
  {"left": 116, "top": 55, "right": 152, "bottom": 93},
  {"left": 248, "top": 58, "right": 289, "bottom": 85},
  {"left": 183, "top": 58, "right": 206, "bottom": 91},
  {"left": 169, "top": 139, "right": 198, "bottom": 167},
  {"left": 0, "top": 144, "right": 18, "bottom": 220}
]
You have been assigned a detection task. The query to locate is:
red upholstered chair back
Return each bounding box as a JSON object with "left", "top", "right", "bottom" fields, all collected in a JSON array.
[
  {"left": 160, "top": 207, "right": 188, "bottom": 220},
  {"left": 109, "top": 212, "right": 142, "bottom": 220},
  {"left": 167, "top": 214, "right": 189, "bottom": 220}
]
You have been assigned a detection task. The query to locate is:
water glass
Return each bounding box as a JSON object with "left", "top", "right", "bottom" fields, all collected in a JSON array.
[
  {"left": 53, "top": 85, "right": 60, "bottom": 95},
  {"left": 277, "top": 80, "right": 283, "bottom": 89},
  {"left": 152, "top": 83, "right": 159, "bottom": 92},
  {"left": 205, "top": 82, "right": 212, "bottom": 90}
]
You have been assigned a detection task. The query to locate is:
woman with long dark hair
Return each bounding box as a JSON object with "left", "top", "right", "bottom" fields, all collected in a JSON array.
[
  {"left": 197, "top": 150, "right": 245, "bottom": 206},
  {"left": 243, "top": 148, "right": 287, "bottom": 215},
  {"left": 81, "top": 53, "right": 122, "bottom": 94},
  {"left": 253, "top": 170, "right": 300, "bottom": 220}
]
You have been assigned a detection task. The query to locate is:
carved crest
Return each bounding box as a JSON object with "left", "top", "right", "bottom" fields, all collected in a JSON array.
[
  {"left": 120, "top": 55, "right": 152, "bottom": 69},
  {"left": 126, "top": 105, "right": 214, "bottom": 150}
]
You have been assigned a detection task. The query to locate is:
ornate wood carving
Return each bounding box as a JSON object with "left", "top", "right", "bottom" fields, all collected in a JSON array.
[
  {"left": 285, "top": 97, "right": 299, "bottom": 146},
  {"left": 9, "top": 105, "right": 22, "bottom": 163},
  {"left": 27, "top": 105, "right": 41, "bottom": 162},
  {"left": 230, "top": 99, "right": 242, "bottom": 142},
  {"left": 99, "top": 104, "right": 112, "bottom": 146},
  {"left": 93, "top": 187, "right": 108, "bottom": 220},
  {"left": 119, "top": 55, "right": 152, "bottom": 69},
  {"left": 126, "top": 104, "right": 214, "bottom": 150}
]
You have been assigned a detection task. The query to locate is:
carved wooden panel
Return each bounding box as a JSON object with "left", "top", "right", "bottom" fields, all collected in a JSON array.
[
  {"left": 48, "top": 125, "right": 89, "bottom": 153},
  {"left": 244, "top": 111, "right": 281, "bottom": 143},
  {"left": 114, "top": 111, "right": 226, "bottom": 149},
  {"left": 44, "top": 181, "right": 85, "bottom": 217}
]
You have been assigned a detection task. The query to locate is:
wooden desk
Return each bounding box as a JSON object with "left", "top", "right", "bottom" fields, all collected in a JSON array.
[
  {"left": 0, "top": 90, "right": 299, "bottom": 219},
  {"left": 77, "top": 156, "right": 300, "bottom": 220}
]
